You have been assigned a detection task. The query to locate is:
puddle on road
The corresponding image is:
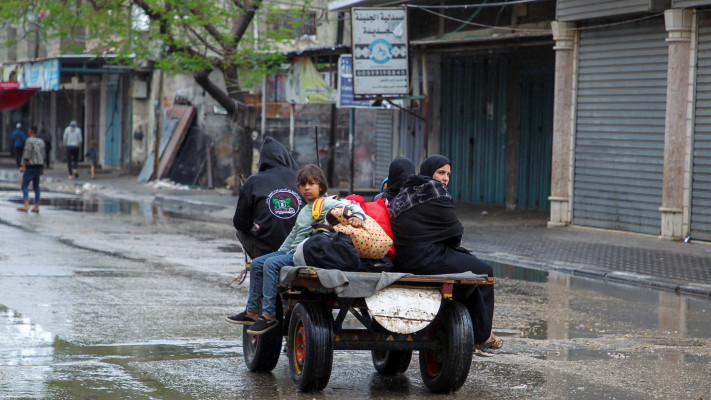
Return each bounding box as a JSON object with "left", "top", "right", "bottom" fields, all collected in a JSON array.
[
  {"left": 0, "top": 305, "right": 241, "bottom": 399},
  {"left": 488, "top": 260, "right": 711, "bottom": 344},
  {"left": 2, "top": 192, "right": 220, "bottom": 224},
  {"left": 532, "top": 347, "right": 711, "bottom": 365},
  {"left": 2, "top": 192, "right": 138, "bottom": 214},
  {"left": 3, "top": 261, "right": 711, "bottom": 399}
]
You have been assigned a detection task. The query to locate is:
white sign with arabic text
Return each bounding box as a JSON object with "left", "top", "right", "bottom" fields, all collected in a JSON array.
[{"left": 351, "top": 7, "right": 409, "bottom": 96}]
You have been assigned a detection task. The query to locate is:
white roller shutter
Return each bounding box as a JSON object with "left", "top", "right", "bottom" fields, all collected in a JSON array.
[{"left": 572, "top": 19, "right": 667, "bottom": 234}]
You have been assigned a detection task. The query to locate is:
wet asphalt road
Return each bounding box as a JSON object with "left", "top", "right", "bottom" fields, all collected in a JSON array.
[{"left": 1, "top": 190, "right": 711, "bottom": 399}]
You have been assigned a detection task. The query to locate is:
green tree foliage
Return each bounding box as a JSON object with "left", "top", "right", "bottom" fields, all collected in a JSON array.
[{"left": 0, "top": 0, "right": 311, "bottom": 183}]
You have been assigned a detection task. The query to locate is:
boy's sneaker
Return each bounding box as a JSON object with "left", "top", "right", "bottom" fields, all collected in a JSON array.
[
  {"left": 225, "top": 311, "right": 256, "bottom": 325},
  {"left": 246, "top": 317, "right": 278, "bottom": 335}
]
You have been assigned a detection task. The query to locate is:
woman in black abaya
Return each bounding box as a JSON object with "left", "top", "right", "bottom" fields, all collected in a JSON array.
[{"left": 388, "top": 154, "right": 501, "bottom": 350}]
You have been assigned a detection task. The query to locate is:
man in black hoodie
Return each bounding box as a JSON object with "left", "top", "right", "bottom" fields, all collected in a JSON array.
[{"left": 233, "top": 136, "right": 303, "bottom": 261}]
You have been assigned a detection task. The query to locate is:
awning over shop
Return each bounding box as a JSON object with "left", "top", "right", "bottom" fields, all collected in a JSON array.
[{"left": 0, "top": 81, "right": 38, "bottom": 112}]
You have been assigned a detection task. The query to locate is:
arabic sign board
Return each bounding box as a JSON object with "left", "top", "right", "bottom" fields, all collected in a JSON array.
[{"left": 351, "top": 7, "right": 409, "bottom": 96}]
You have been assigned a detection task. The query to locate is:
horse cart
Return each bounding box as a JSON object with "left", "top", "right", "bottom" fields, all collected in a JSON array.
[{"left": 241, "top": 266, "right": 495, "bottom": 393}]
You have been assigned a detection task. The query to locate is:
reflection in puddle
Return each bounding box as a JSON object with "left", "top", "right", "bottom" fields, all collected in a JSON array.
[
  {"left": 538, "top": 347, "right": 711, "bottom": 364},
  {"left": 5, "top": 195, "right": 139, "bottom": 214},
  {"left": 0, "top": 305, "right": 241, "bottom": 399},
  {"left": 523, "top": 320, "right": 548, "bottom": 340},
  {"left": 0, "top": 306, "right": 55, "bottom": 398},
  {"left": 489, "top": 260, "right": 711, "bottom": 350},
  {"left": 493, "top": 262, "right": 548, "bottom": 282},
  {"left": 2, "top": 193, "right": 222, "bottom": 225}
]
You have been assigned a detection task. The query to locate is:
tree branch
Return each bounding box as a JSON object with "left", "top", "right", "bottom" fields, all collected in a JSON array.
[{"left": 194, "top": 70, "right": 237, "bottom": 115}]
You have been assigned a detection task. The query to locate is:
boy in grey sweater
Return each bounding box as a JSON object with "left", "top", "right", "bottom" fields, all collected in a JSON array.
[{"left": 17, "top": 126, "right": 45, "bottom": 212}]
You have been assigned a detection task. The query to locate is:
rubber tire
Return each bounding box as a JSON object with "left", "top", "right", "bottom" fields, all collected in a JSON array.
[
  {"left": 418, "top": 301, "right": 474, "bottom": 393},
  {"left": 287, "top": 302, "right": 334, "bottom": 392},
  {"left": 371, "top": 350, "right": 412, "bottom": 375},
  {"left": 242, "top": 297, "right": 283, "bottom": 373}
]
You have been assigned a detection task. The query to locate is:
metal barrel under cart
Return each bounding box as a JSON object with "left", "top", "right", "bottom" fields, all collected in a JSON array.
[{"left": 242, "top": 267, "right": 494, "bottom": 393}]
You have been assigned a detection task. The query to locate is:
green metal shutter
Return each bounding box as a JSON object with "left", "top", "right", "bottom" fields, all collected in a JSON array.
[
  {"left": 573, "top": 19, "right": 667, "bottom": 234},
  {"left": 517, "top": 70, "right": 554, "bottom": 210},
  {"left": 441, "top": 55, "right": 508, "bottom": 204}
]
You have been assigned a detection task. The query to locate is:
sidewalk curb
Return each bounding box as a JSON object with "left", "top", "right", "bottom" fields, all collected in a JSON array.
[{"left": 475, "top": 251, "right": 711, "bottom": 299}]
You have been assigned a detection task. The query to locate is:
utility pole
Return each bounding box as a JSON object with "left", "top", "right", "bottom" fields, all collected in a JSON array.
[{"left": 153, "top": 69, "right": 163, "bottom": 181}]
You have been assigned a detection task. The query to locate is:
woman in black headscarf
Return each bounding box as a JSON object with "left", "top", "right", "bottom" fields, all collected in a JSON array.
[
  {"left": 379, "top": 157, "right": 416, "bottom": 203},
  {"left": 388, "top": 154, "right": 501, "bottom": 350}
]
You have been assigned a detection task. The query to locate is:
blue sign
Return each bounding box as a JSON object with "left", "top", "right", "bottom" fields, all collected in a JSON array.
[
  {"left": 337, "top": 54, "right": 374, "bottom": 109},
  {"left": 18, "top": 59, "right": 59, "bottom": 90}
]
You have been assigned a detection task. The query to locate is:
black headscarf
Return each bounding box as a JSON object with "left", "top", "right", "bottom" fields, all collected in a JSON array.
[
  {"left": 388, "top": 174, "right": 462, "bottom": 246},
  {"left": 382, "top": 157, "right": 416, "bottom": 201},
  {"left": 419, "top": 154, "right": 451, "bottom": 178},
  {"left": 257, "top": 136, "right": 299, "bottom": 172}
]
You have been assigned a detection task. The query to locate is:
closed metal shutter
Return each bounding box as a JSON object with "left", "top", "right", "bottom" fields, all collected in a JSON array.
[
  {"left": 673, "top": 0, "right": 711, "bottom": 8},
  {"left": 690, "top": 15, "right": 711, "bottom": 241},
  {"left": 572, "top": 19, "right": 666, "bottom": 234},
  {"left": 374, "top": 109, "right": 393, "bottom": 186},
  {"left": 557, "top": 0, "right": 661, "bottom": 22},
  {"left": 397, "top": 109, "right": 424, "bottom": 168},
  {"left": 517, "top": 70, "right": 554, "bottom": 210},
  {"left": 441, "top": 55, "right": 508, "bottom": 204}
]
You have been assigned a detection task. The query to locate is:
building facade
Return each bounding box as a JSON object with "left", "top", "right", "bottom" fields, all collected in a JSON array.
[
  {"left": 328, "top": 0, "right": 711, "bottom": 242},
  {"left": 550, "top": 0, "right": 711, "bottom": 242}
]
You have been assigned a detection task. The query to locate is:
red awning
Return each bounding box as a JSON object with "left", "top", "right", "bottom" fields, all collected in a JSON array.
[{"left": 0, "top": 81, "right": 38, "bottom": 112}]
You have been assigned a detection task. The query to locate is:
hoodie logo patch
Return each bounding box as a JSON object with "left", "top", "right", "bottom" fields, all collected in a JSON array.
[{"left": 267, "top": 189, "right": 302, "bottom": 219}]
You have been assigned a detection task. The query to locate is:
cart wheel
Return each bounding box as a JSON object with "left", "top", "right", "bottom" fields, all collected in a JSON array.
[
  {"left": 372, "top": 350, "right": 412, "bottom": 375},
  {"left": 243, "top": 297, "right": 283, "bottom": 372},
  {"left": 418, "top": 301, "right": 473, "bottom": 393},
  {"left": 287, "top": 302, "right": 334, "bottom": 392}
]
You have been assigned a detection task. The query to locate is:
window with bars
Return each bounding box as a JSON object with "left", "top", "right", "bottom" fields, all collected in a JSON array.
[{"left": 267, "top": 10, "right": 317, "bottom": 39}]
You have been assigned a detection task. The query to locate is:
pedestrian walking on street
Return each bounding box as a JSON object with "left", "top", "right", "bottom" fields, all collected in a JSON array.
[
  {"left": 38, "top": 123, "right": 52, "bottom": 169},
  {"left": 11, "top": 123, "right": 26, "bottom": 168},
  {"left": 85, "top": 140, "right": 98, "bottom": 179},
  {"left": 17, "top": 126, "right": 45, "bottom": 213},
  {"left": 63, "top": 120, "right": 82, "bottom": 179}
]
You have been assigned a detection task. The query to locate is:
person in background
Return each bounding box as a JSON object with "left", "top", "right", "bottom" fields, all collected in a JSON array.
[
  {"left": 388, "top": 154, "right": 502, "bottom": 351},
  {"left": 17, "top": 126, "right": 45, "bottom": 213},
  {"left": 373, "top": 176, "right": 388, "bottom": 202},
  {"left": 11, "top": 123, "right": 26, "bottom": 168},
  {"left": 85, "top": 140, "right": 99, "bottom": 179},
  {"left": 63, "top": 120, "right": 82, "bottom": 179},
  {"left": 38, "top": 123, "right": 52, "bottom": 169}
]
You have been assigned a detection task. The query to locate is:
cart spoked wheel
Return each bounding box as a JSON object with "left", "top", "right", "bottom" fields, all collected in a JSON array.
[
  {"left": 242, "top": 297, "right": 283, "bottom": 373},
  {"left": 418, "top": 301, "right": 474, "bottom": 393},
  {"left": 287, "top": 302, "right": 334, "bottom": 392},
  {"left": 372, "top": 349, "right": 412, "bottom": 375}
]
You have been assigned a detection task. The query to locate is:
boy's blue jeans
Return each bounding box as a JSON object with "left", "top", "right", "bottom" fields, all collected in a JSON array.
[
  {"left": 246, "top": 250, "right": 294, "bottom": 318},
  {"left": 21, "top": 166, "right": 42, "bottom": 203}
]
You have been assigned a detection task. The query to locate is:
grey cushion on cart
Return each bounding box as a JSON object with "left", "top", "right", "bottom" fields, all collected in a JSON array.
[
  {"left": 279, "top": 266, "right": 407, "bottom": 298},
  {"left": 279, "top": 266, "right": 486, "bottom": 299}
]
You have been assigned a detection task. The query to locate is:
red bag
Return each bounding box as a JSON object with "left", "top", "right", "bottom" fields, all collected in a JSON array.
[{"left": 349, "top": 196, "right": 395, "bottom": 260}]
